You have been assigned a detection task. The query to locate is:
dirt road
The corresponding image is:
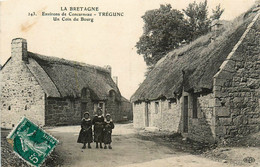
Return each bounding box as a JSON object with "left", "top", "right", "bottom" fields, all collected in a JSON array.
[{"left": 46, "top": 123, "right": 239, "bottom": 167}]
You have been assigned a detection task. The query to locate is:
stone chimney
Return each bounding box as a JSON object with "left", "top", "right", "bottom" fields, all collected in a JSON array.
[
  {"left": 113, "top": 76, "right": 118, "bottom": 86},
  {"left": 211, "top": 20, "right": 223, "bottom": 41},
  {"left": 11, "top": 38, "right": 28, "bottom": 63},
  {"left": 104, "top": 65, "right": 112, "bottom": 76}
]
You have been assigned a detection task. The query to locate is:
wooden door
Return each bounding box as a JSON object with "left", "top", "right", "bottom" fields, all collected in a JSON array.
[{"left": 183, "top": 96, "right": 188, "bottom": 133}]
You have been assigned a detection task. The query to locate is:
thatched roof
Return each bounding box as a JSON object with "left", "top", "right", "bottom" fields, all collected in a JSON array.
[
  {"left": 131, "top": 6, "right": 259, "bottom": 102},
  {"left": 27, "top": 52, "right": 121, "bottom": 100}
]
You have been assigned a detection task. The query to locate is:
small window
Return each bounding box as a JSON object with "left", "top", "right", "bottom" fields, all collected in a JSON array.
[
  {"left": 155, "top": 102, "right": 159, "bottom": 114},
  {"left": 81, "top": 88, "right": 87, "bottom": 97},
  {"left": 168, "top": 101, "right": 171, "bottom": 109},
  {"left": 192, "top": 95, "right": 198, "bottom": 118},
  {"left": 25, "top": 105, "right": 27, "bottom": 110},
  {"left": 8, "top": 106, "right": 11, "bottom": 110},
  {"left": 109, "top": 90, "right": 116, "bottom": 102}
]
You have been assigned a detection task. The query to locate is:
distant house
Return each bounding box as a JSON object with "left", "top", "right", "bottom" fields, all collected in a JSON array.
[
  {"left": 120, "top": 96, "right": 133, "bottom": 121},
  {"left": 131, "top": 6, "right": 260, "bottom": 143},
  {"left": 1, "top": 38, "right": 128, "bottom": 128}
]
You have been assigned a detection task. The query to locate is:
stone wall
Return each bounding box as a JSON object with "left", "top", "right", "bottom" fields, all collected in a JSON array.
[
  {"left": 149, "top": 101, "right": 162, "bottom": 128},
  {"left": 160, "top": 100, "right": 181, "bottom": 132},
  {"left": 120, "top": 101, "right": 133, "bottom": 120},
  {"left": 214, "top": 13, "right": 260, "bottom": 143},
  {"left": 133, "top": 100, "right": 181, "bottom": 131},
  {"left": 133, "top": 102, "right": 146, "bottom": 128},
  {"left": 45, "top": 97, "right": 82, "bottom": 125},
  {"left": 1, "top": 42, "right": 45, "bottom": 128},
  {"left": 187, "top": 93, "right": 215, "bottom": 143},
  {"left": 106, "top": 97, "right": 121, "bottom": 122}
]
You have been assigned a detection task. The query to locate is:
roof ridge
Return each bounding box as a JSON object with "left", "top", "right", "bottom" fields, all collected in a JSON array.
[
  {"left": 28, "top": 52, "right": 110, "bottom": 73},
  {"left": 215, "top": 11, "right": 260, "bottom": 77}
]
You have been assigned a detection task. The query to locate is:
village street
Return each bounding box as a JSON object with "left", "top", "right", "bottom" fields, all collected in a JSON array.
[
  {"left": 2, "top": 122, "right": 260, "bottom": 166},
  {"left": 44, "top": 123, "right": 256, "bottom": 167}
]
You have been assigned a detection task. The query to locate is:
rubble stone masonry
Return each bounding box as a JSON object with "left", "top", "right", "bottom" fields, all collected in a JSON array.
[
  {"left": 214, "top": 13, "right": 260, "bottom": 142},
  {"left": 1, "top": 39, "right": 45, "bottom": 128}
]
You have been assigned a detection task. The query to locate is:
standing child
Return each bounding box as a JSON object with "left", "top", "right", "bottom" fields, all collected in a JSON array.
[
  {"left": 92, "top": 108, "right": 104, "bottom": 148},
  {"left": 103, "top": 114, "right": 114, "bottom": 149},
  {"left": 77, "top": 112, "right": 93, "bottom": 149}
]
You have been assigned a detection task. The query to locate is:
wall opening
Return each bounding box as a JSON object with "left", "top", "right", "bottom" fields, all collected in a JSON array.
[
  {"left": 192, "top": 95, "right": 198, "bottom": 118},
  {"left": 155, "top": 101, "right": 159, "bottom": 114},
  {"left": 183, "top": 96, "right": 188, "bottom": 133},
  {"left": 168, "top": 101, "right": 171, "bottom": 109}
]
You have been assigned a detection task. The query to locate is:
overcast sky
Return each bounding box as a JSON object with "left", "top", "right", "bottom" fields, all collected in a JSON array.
[{"left": 0, "top": 0, "right": 256, "bottom": 99}]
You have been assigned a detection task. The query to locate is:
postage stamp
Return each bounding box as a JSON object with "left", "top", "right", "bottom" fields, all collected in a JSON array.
[{"left": 6, "top": 117, "right": 58, "bottom": 167}]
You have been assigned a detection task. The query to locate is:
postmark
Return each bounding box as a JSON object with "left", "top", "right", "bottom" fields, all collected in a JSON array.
[{"left": 7, "top": 117, "right": 58, "bottom": 167}]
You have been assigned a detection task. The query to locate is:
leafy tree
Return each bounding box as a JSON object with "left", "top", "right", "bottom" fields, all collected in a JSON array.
[
  {"left": 136, "top": 4, "right": 190, "bottom": 67},
  {"left": 136, "top": 1, "right": 224, "bottom": 76},
  {"left": 183, "top": 0, "right": 210, "bottom": 40},
  {"left": 211, "top": 4, "right": 225, "bottom": 20}
]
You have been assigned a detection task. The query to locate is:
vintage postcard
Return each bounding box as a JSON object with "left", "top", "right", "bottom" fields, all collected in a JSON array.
[{"left": 1, "top": 0, "right": 259, "bottom": 166}]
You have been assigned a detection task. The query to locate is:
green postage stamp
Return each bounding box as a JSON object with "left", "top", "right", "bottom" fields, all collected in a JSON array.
[{"left": 7, "top": 117, "right": 58, "bottom": 167}]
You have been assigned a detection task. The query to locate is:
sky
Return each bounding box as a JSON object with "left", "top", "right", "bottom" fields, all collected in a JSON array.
[{"left": 0, "top": 0, "right": 256, "bottom": 99}]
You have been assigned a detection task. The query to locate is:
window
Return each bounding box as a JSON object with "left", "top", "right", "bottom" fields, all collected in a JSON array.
[
  {"left": 8, "top": 106, "right": 11, "bottom": 110},
  {"left": 192, "top": 95, "right": 198, "bottom": 118},
  {"left": 25, "top": 105, "right": 27, "bottom": 110},
  {"left": 109, "top": 90, "right": 116, "bottom": 102},
  {"left": 81, "top": 88, "right": 90, "bottom": 98},
  {"left": 155, "top": 102, "right": 159, "bottom": 114},
  {"left": 81, "top": 88, "right": 87, "bottom": 97},
  {"left": 168, "top": 101, "right": 171, "bottom": 109}
]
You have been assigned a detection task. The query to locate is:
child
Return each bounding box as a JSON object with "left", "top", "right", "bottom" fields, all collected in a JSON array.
[
  {"left": 92, "top": 108, "right": 104, "bottom": 148},
  {"left": 77, "top": 112, "right": 93, "bottom": 149},
  {"left": 103, "top": 114, "right": 114, "bottom": 149}
]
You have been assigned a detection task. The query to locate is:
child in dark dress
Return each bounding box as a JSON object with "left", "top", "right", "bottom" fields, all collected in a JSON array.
[
  {"left": 103, "top": 114, "right": 114, "bottom": 149},
  {"left": 92, "top": 108, "right": 104, "bottom": 148},
  {"left": 77, "top": 112, "right": 93, "bottom": 149}
]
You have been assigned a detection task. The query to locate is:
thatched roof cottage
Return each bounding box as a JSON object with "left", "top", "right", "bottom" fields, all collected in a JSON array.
[
  {"left": 131, "top": 5, "right": 260, "bottom": 143},
  {"left": 1, "top": 38, "right": 129, "bottom": 128}
]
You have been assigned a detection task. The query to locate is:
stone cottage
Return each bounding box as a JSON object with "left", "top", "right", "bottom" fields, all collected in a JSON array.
[
  {"left": 131, "top": 6, "right": 260, "bottom": 143},
  {"left": 1, "top": 38, "right": 127, "bottom": 128}
]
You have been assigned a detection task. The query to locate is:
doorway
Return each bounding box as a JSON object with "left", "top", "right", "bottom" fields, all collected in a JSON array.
[
  {"left": 81, "top": 102, "right": 87, "bottom": 119},
  {"left": 145, "top": 102, "right": 150, "bottom": 127},
  {"left": 183, "top": 96, "right": 188, "bottom": 133}
]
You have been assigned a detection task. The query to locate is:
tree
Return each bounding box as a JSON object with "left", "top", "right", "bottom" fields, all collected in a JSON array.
[
  {"left": 136, "top": 4, "right": 190, "bottom": 68},
  {"left": 136, "top": 2, "right": 224, "bottom": 76},
  {"left": 211, "top": 4, "right": 225, "bottom": 20},
  {"left": 183, "top": 0, "right": 210, "bottom": 40}
]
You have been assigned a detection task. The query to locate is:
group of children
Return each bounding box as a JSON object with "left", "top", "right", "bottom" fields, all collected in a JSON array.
[{"left": 77, "top": 108, "right": 115, "bottom": 149}]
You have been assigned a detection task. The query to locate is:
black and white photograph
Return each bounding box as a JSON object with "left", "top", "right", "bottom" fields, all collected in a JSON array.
[{"left": 0, "top": 0, "right": 259, "bottom": 166}]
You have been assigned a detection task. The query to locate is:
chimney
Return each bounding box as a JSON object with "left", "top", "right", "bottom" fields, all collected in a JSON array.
[
  {"left": 211, "top": 20, "right": 223, "bottom": 41},
  {"left": 11, "top": 38, "right": 28, "bottom": 63},
  {"left": 104, "top": 65, "right": 112, "bottom": 76},
  {"left": 113, "top": 76, "right": 118, "bottom": 86}
]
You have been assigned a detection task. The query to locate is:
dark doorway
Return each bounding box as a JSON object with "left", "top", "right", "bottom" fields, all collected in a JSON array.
[
  {"left": 145, "top": 102, "right": 150, "bottom": 127},
  {"left": 81, "top": 102, "right": 87, "bottom": 119},
  {"left": 183, "top": 96, "right": 188, "bottom": 133}
]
